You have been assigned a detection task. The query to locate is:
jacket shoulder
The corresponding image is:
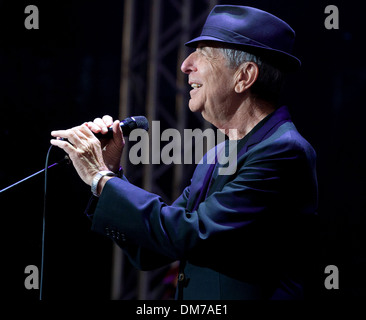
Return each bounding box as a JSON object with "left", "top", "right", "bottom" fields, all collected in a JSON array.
[{"left": 248, "top": 121, "right": 316, "bottom": 161}]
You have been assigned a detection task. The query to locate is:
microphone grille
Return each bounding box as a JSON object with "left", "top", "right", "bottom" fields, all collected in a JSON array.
[{"left": 132, "top": 116, "right": 149, "bottom": 132}]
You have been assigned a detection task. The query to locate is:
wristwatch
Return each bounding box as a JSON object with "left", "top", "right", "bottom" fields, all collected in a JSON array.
[{"left": 91, "top": 171, "right": 116, "bottom": 197}]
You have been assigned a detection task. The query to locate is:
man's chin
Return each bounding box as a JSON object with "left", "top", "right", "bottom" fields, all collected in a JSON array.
[{"left": 188, "top": 101, "right": 202, "bottom": 113}]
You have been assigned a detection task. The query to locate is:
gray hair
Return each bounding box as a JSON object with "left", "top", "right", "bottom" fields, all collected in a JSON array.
[{"left": 220, "top": 47, "right": 285, "bottom": 104}]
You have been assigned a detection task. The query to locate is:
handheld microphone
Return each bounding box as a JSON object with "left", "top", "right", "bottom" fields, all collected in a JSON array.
[
  {"left": 95, "top": 116, "right": 149, "bottom": 139},
  {"left": 58, "top": 116, "right": 148, "bottom": 143}
]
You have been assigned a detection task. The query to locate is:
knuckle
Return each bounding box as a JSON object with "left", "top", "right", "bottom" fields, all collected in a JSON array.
[
  {"left": 66, "top": 128, "right": 77, "bottom": 136},
  {"left": 102, "top": 115, "right": 113, "bottom": 122}
]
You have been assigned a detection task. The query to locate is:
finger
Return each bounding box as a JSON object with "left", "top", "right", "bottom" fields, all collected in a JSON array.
[
  {"left": 52, "top": 125, "right": 88, "bottom": 147},
  {"left": 86, "top": 121, "right": 102, "bottom": 133},
  {"left": 51, "top": 129, "right": 78, "bottom": 144},
  {"left": 51, "top": 129, "right": 68, "bottom": 139},
  {"left": 50, "top": 137, "right": 76, "bottom": 155},
  {"left": 102, "top": 115, "right": 114, "bottom": 128},
  {"left": 94, "top": 117, "right": 109, "bottom": 134},
  {"left": 112, "top": 119, "right": 124, "bottom": 143},
  {"left": 79, "top": 122, "right": 98, "bottom": 140}
]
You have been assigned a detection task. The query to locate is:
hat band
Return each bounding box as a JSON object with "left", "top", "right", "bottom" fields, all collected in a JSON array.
[{"left": 200, "top": 26, "right": 272, "bottom": 50}]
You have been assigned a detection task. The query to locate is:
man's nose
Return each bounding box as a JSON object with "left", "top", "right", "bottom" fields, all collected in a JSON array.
[{"left": 181, "top": 52, "right": 197, "bottom": 74}]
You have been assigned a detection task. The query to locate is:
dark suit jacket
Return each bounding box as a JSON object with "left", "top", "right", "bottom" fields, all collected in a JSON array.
[{"left": 89, "top": 106, "right": 318, "bottom": 300}]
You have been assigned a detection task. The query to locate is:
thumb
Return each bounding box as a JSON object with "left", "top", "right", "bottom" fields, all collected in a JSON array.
[{"left": 112, "top": 119, "right": 125, "bottom": 147}]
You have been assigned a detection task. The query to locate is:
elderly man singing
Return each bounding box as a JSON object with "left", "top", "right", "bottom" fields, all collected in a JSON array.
[{"left": 51, "top": 6, "right": 318, "bottom": 300}]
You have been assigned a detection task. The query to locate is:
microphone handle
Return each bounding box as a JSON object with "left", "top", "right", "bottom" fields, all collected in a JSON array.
[{"left": 94, "top": 128, "right": 114, "bottom": 140}]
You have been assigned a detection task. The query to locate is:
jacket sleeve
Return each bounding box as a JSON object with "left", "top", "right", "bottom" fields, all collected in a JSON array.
[
  {"left": 109, "top": 186, "right": 190, "bottom": 271},
  {"left": 90, "top": 135, "right": 317, "bottom": 270}
]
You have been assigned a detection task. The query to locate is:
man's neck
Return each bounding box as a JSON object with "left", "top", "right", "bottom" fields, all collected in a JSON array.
[{"left": 220, "top": 98, "right": 276, "bottom": 140}]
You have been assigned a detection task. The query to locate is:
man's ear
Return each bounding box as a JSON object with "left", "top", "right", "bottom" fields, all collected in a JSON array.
[{"left": 234, "top": 62, "right": 259, "bottom": 93}]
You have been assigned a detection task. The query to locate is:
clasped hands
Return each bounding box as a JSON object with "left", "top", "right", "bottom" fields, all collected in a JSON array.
[{"left": 50, "top": 115, "right": 125, "bottom": 188}]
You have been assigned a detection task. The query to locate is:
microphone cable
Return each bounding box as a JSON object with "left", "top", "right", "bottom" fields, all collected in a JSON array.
[
  {"left": 39, "top": 144, "right": 53, "bottom": 300},
  {"left": 0, "top": 146, "right": 69, "bottom": 300},
  {"left": 39, "top": 146, "right": 70, "bottom": 300}
]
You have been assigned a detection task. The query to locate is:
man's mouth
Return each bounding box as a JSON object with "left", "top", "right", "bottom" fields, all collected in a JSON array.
[{"left": 191, "top": 83, "right": 202, "bottom": 89}]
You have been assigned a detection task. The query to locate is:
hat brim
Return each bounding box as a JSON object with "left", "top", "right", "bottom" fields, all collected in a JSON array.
[{"left": 185, "top": 36, "right": 301, "bottom": 72}]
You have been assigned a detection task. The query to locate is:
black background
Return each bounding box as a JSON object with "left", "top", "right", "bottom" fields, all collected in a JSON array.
[{"left": 0, "top": 0, "right": 365, "bottom": 301}]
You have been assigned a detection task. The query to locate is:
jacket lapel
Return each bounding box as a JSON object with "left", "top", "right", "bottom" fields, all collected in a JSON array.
[
  {"left": 241, "top": 105, "right": 292, "bottom": 155},
  {"left": 207, "top": 106, "right": 293, "bottom": 196}
]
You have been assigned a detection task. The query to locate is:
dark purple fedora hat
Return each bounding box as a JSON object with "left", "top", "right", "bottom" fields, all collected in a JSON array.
[{"left": 185, "top": 5, "right": 301, "bottom": 71}]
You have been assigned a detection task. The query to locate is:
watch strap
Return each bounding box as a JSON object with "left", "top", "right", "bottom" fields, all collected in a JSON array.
[{"left": 91, "top": 170, "right": 116, "bottom": 197}]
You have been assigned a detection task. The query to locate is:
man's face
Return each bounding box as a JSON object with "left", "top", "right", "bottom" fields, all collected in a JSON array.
[{"left": 181, "top": 42, "right": 238, "bottom": 126}]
